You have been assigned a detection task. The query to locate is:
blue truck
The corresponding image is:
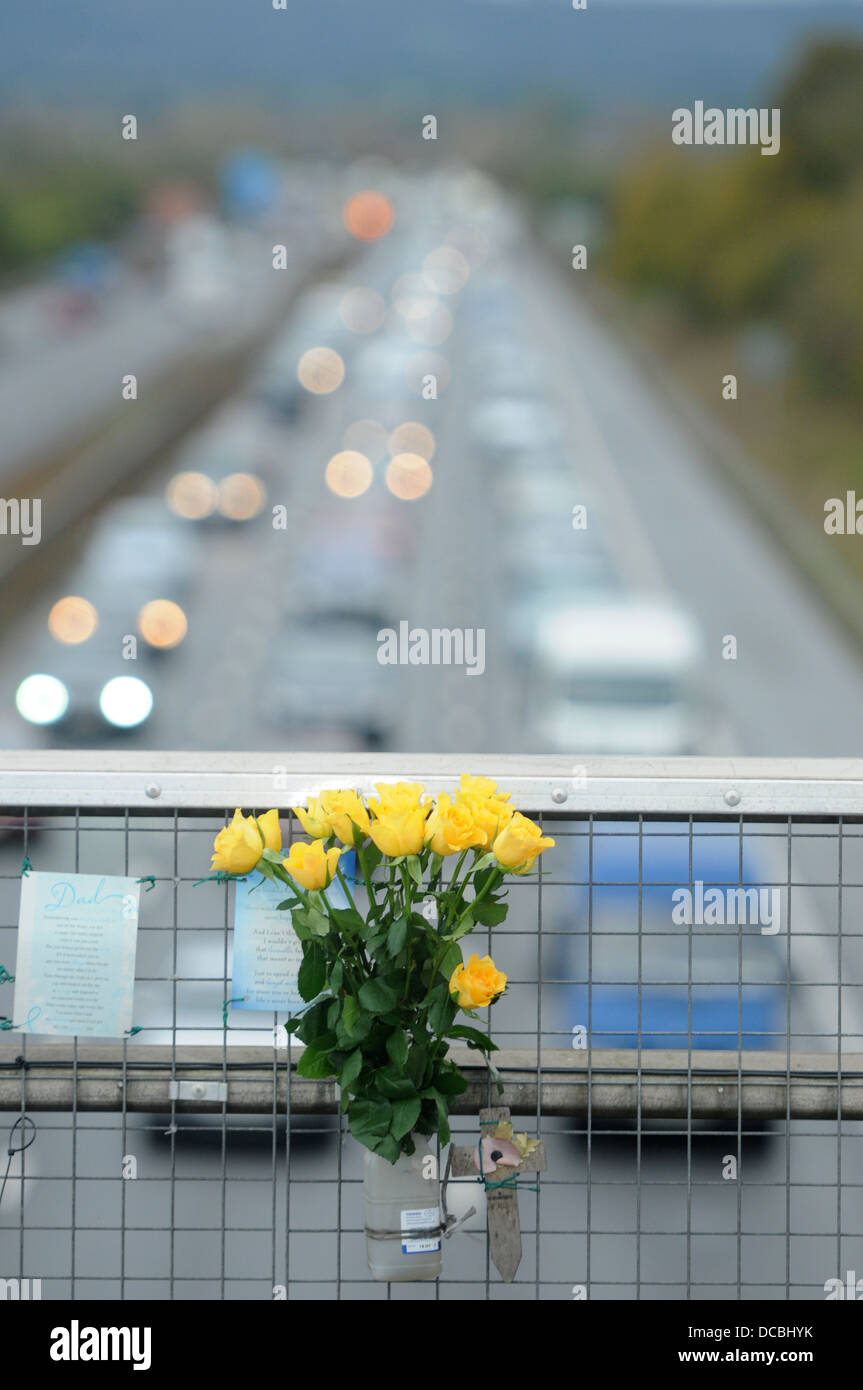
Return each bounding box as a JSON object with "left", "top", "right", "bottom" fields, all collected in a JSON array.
[{"left": 555, "top": 820, "right": 787, "bottom": 1051}]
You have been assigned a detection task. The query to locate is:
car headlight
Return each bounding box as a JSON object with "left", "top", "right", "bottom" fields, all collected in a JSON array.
[
  {"left": 15, "top": 674, "right": 70, "bottom": 725},
  {"left": 99, "top": 676, "right": 153, "bottom": 728}
]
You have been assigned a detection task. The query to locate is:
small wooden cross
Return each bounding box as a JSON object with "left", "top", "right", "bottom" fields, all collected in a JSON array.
[{"left": 448, "top": 1105, "right": 547, "bottom": 1282}]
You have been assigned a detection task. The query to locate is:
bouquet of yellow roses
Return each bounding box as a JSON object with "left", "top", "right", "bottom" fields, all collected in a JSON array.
[{"left": 210, "top": 775, "right": 554, "bottom": 1163}]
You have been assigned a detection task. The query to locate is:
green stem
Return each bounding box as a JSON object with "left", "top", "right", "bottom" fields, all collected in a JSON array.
[
  {"left": 452, "top": 866, "right": 502, "bottom": 932},
  {"left": 443, "top": 848, "right": 481, "bottom": 930},
  {"left": 355, "top": 842, "right": 378, "bottom": 911}
]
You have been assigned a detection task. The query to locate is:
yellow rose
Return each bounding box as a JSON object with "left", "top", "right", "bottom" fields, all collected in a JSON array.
[
  {"left": 292, "top": 795, "right": 331, "bottom": 839},
  {"left": 293, "top": 789, "right": 370, "bottom": 846},
  {"left": 282, "top": 839, "right": 342, "bottom": 891},
  {"left": 458, "top": 792, "right": 514, "bottom": 850},
  {"left": 367, "top": 781, "right": 430, "bottom": 817},
  {"left": 492, "top": 812, "right": 555, "bottom": 874},
  {"left": 449, "top": 953, "right": 508, "bottom": 1010},
  {"left": 256, "top": 809, "right": 282, "bottom": 853},
  {"left": 211, "top": 808, "right": 281, "bottom": 874},
  {"left": 369, "top": 807, "right": 430, "bottom": 858},
  {"left": 459, "top": 774, "right": 511, "bottom": 804},
  {"left": 425, "top": 793, "right": 484, "bottom": 857}
]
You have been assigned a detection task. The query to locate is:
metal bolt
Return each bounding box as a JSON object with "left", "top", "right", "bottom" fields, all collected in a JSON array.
[
  {"left": 193, "top": 1084, "right": 205, "bottom": 1099},
  {"left": 552, "top": 787, "right": 568, "bottom": 804},
  {"left": 145, "top": 783, "right": 161, "bottom": 800},
  {"left": 724, "top": 789, "right": 740, "bottom": 807},
  {"left": 717, "top": 1086, "right": 725, "bottom": 1094}
]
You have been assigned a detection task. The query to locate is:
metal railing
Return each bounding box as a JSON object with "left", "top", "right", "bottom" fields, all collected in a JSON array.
[{"left": 1, "top": 752, "right": 862, "bottom": 1300}]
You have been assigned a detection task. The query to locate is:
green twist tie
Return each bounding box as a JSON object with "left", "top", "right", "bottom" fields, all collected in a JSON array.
[
  {"left": 222, "top": 997, "right": 246, "bottom": 1027},
  {"left": 21, "top": 857, "right": 32, "bottom": 877},
  {"left": 136, "top": 876, "right": 156, "bottom": 892},
  {"left": 193, "top": 872, "right": 241, "bottom": 888},
  {"left": 0, "top": 967, "right": 14, "bottom": 985},
  {"left": 476, "top": 1125, "right": 540, "bottom": 1194},
  {"left": 124, "top": 1027, "right": 143, "bottom": 1037}
]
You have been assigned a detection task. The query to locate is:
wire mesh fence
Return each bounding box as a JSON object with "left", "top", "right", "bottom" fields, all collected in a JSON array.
[{"left": 1, "top": 755, "right": 862, "bottom": 1300}]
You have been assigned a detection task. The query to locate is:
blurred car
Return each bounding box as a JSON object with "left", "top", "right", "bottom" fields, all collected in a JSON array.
[
  {"left": 501, "top": 519, "right": 619, "bottom": 601},
  {"left": 349, "top": 335, "right": 417, "bottom": 411},
  {"left": 287, "top": 508, "right": 413, "bottom": 628},
  {"left": 554, "top": 824, "right": 787, "bottom": 1051},
  {"left": 15, "top": 655, "right": 156, "bottom": 740},
  {"left": 13, "top": 496, "right": 198, "bottom": 738},
  {"left": 48, "top": 242, "right": 121, "bottom": 327},
  {"left": 470, "top": 395, "right": 562, "bottom": 459},
  {"left": 249, "top": 285, "right": 350, "bottom": 419},
  {"left": 165, "top": 403, "right": 275, "bottom": 521},
  {"left": 526, "top": 597, "right": 706, "bottom": 754},
  {"left": 493, "top": 471, "right": 579, "bottom": 522},
  {"left": 78, "top": 497, "right": 198, "bottom": 603},
  {"left": 164, "top": 214, "right": 236, "bottom": 323},
  {"left": 261, "top": 615, "right": 398, "bottom": 747},
  {"left": 467, "top": 340, "right": 544, "bottom": 396}
]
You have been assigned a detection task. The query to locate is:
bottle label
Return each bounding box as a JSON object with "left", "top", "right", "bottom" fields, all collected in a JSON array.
[{"left": 400, "top": 1206, "right": 441, "bottom": 1255}]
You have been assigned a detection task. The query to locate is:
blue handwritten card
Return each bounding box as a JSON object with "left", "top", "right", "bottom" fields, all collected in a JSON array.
[
  {"left": 13, "top": 872, "right": 140, "bottom": 1037},
  {"left": 231, "top": 854, "right": 355, "bottom": 1014}
]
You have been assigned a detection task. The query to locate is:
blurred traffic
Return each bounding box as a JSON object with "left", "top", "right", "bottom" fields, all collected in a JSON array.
[{"left": 0, "top": 158, "right": 723, "bottom": 759}]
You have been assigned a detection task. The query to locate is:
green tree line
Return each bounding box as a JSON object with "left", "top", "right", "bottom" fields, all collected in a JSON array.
[
  {"left": 0, "top": 163, "right": 140, "bottom": 276},
  {"left": 603, "top": 40, "right": 863, "bottom": 403}
]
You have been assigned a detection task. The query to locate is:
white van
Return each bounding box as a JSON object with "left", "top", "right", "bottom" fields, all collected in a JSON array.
[{"left": 527, "top": 598, "right": 706, "bottom": 755}]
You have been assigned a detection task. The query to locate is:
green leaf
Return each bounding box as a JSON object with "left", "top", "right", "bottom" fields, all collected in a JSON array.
[
  {"left": 296, "top": 999, "right": 329, "bottom": 1043},
  {"left": 340, "top": 1049, "right": 363, "bottom": 1092},
  {"left": 296, "top": 1046, "right": 338, "bottom": 1079},
  {"left": 360, "top": 842, "right": 383, "bottom": 875},
  {"left": 277, "top": 897, "right": 301, "bottom": 912},
  {"left": 386, "top": 917, "right": 408, "bottom": 961},
  {"left": 391, "top": 1097, "right": 421, "bottom": 1141},
  {"left": 471, "top": 901, "right": 508, "bottom": 927},
  {"left": 437, "top": 941, "right": 463, "bottom": 981},
  {"left": 405, "top": 1044, "right": 427, "bottom": 1087},
  {"left": 405, "top": 855, "right": 423, "bottom": 887},
  {"left": 284, "top": 1017, "right": 303, "bottom": 1036},
  {"left": 434, "top": 1067, "right": 468, "bottom": 1096},
  {"left": 375, "top": 1069, "right": 417, "bottom": 1100},
  {"left": 424, "top": 1089, "right": 451, "bottom": 1145},
  {"left": 428, "top": 989, "right": 457, "bottom": 1036},
  {"left": 358, "top": 978, "right": 399, "bottom": 1014},
  {"left": 373, "top": 1133, "right": 402, "bottom": 1163},
  {"left": 386, "top": 915, "right": 409, "bottom": 957},
  {"left": 330, "top": 905, "right": 365, "bottom": 931},
  {"left": 255, "top": 857, "right": 280, "bottom": 887},
  {"left": 348, "top": 1098, "right": 392, "bottom": 1144},
  {"left": 419, "top": 980, "right": 447, "bottom": 1010},
  {"left": 386, "top": 1028, "right": 409, "bottom": 1069},
  {"left": 341, "top": 995, "right": 360, "bottom": 1035},
  {"left": 306, "top": 906, "right": 331, "bottom": 937},
  {"left": 290, "top": 909, "right": 313, "bottom": 943},
  {"left": 447, "top": 1024, "right": 499, "bottom": 1053},
  {"left": 451, "top": 910, "right": 475, "bottom": 941},
  {"left": 298, "top": 942, "right": 327, "bottom": 1002}
]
